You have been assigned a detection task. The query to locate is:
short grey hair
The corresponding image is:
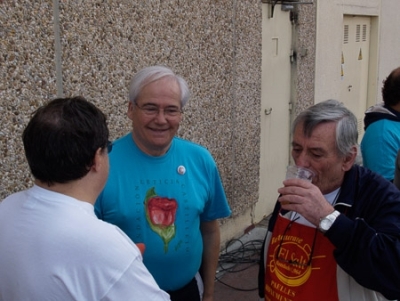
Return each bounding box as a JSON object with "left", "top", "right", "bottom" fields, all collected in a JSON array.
[
  {"left": 292, "top": 99, "right": 358, "bottom": 157},
  {"left": 128, "top": 65, "right": 190, "bottom": 108}
]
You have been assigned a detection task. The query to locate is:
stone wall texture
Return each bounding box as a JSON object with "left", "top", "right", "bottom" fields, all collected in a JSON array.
[{"left": 0, "top": 0, "right": 262, "bottom": 218}]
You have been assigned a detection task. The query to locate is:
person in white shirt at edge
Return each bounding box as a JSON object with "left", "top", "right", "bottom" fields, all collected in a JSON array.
[{"left": 0, "top": 96, "right": 171, "bottom": 301}]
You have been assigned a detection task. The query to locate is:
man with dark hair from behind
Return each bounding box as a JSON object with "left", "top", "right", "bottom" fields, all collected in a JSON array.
[
  {"left": 0, "top": 96, "right": 170, "bottom": 301},
  {"left": 361, "top": 66, "right": 400, "bottom": 181}
]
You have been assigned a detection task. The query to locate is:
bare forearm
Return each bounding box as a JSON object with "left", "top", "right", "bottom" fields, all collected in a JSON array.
[{"left": 200, "top": 220, "right": 220, "bottom": 301}]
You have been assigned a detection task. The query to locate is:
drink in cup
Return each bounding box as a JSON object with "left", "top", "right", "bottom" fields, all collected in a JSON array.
[
  {"left": 286, "top": 165, "right": 314, "bottom": 182},
  {"left": 282, "top": 166, "right": 314, "bottom": 205}
]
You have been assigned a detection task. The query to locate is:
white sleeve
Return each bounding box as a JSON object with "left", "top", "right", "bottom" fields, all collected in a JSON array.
[{"left": 100, "top": 256, "right": 171, "bottom": 301}]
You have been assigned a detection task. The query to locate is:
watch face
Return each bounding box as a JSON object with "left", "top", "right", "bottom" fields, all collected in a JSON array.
[
  {"left": 319, "top": 211, "right": 339, "bottom": 232},
  {"left": 320, "top": 219, "right": 331, "bottom": 230}
]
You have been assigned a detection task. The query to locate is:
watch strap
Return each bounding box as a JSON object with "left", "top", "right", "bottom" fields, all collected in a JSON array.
[{"left": 318, "top": 210, "right": 340, "bottom": 233}]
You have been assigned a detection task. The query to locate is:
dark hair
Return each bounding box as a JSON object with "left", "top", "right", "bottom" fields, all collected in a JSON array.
[
  {"left": 22, "top": 96, "right": 109, "bottom": 185},
  {"left": 382, "top": 67, "right": 400, "bottom": 107}
]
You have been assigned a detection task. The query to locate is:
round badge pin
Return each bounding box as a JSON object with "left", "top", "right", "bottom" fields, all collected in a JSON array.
[{"left": 177, "top": 165, "right": 186, "bottom": 175}]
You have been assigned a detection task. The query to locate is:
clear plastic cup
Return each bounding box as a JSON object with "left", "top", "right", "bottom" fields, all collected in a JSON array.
[{"left": 286, "top": 165, "right": 314, "bottom": 182}]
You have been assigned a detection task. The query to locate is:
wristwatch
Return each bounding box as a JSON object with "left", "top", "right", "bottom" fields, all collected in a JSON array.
[{"left": 318, "top": 210, "right": 340, "bottom": 233}]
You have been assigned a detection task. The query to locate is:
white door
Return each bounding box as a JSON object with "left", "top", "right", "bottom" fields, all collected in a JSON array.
[
  {"left": 340, "top": 15, "right": 371, "bottom": 142},
  {"left": 256, "top": 4, "right": 292, "bottom": 220}
]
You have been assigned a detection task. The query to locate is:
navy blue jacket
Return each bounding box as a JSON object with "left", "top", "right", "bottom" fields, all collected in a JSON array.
[{"left": 258, "top": 165, "right": 400, "bottom": 300}]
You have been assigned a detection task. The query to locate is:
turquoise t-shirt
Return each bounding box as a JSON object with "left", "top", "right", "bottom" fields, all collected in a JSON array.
[
  {"left": 95, "top": 133, "right": 231, "bottom": 291},
  {"left": 361, "top": 119, "right": 400, "bottom": 181}
]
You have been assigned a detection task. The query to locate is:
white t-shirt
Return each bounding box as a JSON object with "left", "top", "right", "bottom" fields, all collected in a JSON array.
[{"left": 0, "top": 185, "right": 170, "bottom": 301}]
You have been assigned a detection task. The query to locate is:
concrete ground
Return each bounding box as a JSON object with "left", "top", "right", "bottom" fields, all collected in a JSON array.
[{"left": 214, "top": 217, "right": 269, "bottom": 301}]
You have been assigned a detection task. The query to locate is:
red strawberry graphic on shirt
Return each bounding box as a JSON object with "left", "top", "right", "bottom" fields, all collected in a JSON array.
[{"left": 144, "top": 187, "right": 177, "bottom": 252}]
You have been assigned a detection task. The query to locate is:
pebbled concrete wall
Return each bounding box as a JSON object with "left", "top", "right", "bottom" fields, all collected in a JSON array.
[{"left": 0, "top": 1, "right": 261, "bottom": 228}]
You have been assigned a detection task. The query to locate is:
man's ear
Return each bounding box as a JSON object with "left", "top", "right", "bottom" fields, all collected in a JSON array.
[
  {"left": 127, "top": 101, "right": 134, "bottom": 121},
  {"left": 91, "top": 148, "right": 105, "bottom": 172},
  {"left": 342, "top": 145, "right": 357, "bottom": 171}
]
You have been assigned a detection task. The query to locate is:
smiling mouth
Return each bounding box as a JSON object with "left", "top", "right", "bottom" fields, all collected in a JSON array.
[
  {"left": 150, "top": 128, "right": 168, "bottom": 132},
  {"left": 148, "top": 127, "right": 170, "bottom": 135}
]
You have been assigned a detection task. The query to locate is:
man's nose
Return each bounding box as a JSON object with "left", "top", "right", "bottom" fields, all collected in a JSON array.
[
  {"left": 295, "top": 152, "right": 310, "bottom": 167},
  {"left": 154, "top": 109, "right": 168, "bottom": 122}
]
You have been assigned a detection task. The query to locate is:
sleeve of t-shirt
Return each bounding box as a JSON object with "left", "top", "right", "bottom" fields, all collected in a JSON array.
[
  {"left": 100, "top": 255, "right": 171, "bottom": 301},
  {"left": 200, "top": 157, "right": 231, "bottom": 221}
]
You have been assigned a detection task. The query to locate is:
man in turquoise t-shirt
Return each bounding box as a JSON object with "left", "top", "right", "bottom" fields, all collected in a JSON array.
[
  {"left": 95, "top": 66, "right": 231, "bottom": 301},
  {"left": 361, "top": 66, "right": 400, "bottom": 181}
]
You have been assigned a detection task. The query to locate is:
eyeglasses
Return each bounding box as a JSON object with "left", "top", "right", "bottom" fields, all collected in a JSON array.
[
  {"left": 107, "top": 141, "right": 113, "bottom": 153},
  {"left": 134, "top": 102, "right": 182, "bottom": 117},
  {"left": 275, "top": 216, "right": 317, "bottom": 267}
]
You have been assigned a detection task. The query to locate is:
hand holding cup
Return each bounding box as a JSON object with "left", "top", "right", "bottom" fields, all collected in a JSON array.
[{"left": 281, "top": 166, "right": 314, "bottom": 205}]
